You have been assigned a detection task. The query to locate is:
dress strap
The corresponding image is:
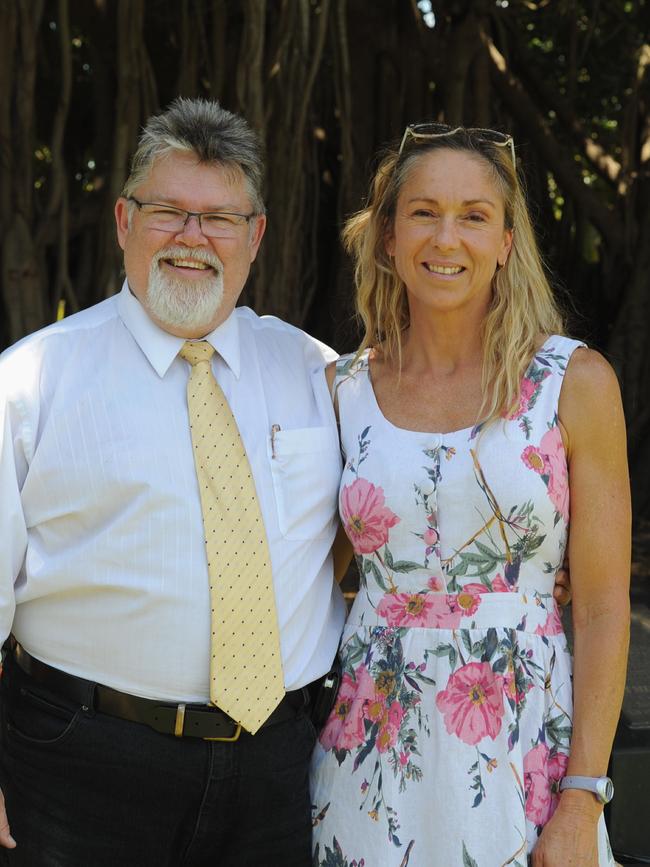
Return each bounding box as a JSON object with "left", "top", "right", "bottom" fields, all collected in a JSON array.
[
  {"left": 330, "top": 351, "right": 370, "bottom": 403},
  {"left": 511, "top": 335, "right": 587, "bottom": 437}
]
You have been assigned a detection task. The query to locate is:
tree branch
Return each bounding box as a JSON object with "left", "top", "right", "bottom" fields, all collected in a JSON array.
[
  {"left": 500, "top": 16, "right": 622, "bottom": 186},
  {"left": 483, "top": 34, "right": 625, "bottom": 250}
]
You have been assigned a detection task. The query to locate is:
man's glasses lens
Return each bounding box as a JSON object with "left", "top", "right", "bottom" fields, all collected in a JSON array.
[{"left": 129, "top": 199, "right": 252, "bottom": 238}]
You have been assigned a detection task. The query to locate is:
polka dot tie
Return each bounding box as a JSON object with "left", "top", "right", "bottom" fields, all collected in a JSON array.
[{"left": 180, "top": 340, "right": 284, "bottom": 734}]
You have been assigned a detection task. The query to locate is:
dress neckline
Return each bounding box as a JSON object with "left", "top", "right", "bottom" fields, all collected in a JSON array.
[{"left": 356, "top": 335, "right": 563, "bottom": 438}]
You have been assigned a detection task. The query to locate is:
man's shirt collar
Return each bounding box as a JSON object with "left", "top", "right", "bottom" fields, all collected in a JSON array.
[{"left": 117, "top": 280, "right": 241, "bottom": 379}]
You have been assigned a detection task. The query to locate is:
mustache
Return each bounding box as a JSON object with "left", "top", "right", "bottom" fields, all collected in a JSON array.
[{"left": 151, "top": 245, "right": 224, "bottom": 272}]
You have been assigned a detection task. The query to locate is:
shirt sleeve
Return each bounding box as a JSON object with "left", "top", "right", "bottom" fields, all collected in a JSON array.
[
  {"left": 0, "top": 365, "right": 29, "bottom": 645},
  {"left": 300, "top": 333, "right": 339, "bottom": 423}
]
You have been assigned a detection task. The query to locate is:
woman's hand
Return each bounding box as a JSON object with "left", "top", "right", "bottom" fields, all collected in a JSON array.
[
  {"left": 0, "top": 788, "right": 16, "bottom": 849},
  {"left": 552, "top": 558, "right": 571, "bottom": 607},
  {"left": 531, "top": 793, "right": 600, "bottom": 866}
]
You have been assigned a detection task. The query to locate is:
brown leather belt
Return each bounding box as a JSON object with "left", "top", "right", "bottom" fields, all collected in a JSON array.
[{"left": 12, "top": 644, "right": 308, "bottom": 741}]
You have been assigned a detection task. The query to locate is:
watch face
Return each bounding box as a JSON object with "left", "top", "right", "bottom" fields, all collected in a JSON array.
[{"left": 596, "top": 777, "right": 614, "bottom": 803}]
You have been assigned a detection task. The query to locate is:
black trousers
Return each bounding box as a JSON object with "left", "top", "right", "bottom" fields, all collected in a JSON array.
[{"left": 0, "top": 656, "right": 316, "bottom": 867}]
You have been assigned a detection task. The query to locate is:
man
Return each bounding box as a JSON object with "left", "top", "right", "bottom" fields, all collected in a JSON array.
[{"left": 0, "top": 97, "right": 345, "bottom": 866}]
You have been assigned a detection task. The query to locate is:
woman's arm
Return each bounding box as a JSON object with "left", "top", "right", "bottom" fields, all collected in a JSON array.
[
  {"left": 332, "top": 522, "right": 354, "bottom": 584},
  {"left": 533, "top": 348, "right": 631, "bottom": 865}
]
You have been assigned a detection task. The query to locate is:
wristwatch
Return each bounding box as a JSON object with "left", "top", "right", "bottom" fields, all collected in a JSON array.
[{"left": 559, "top": 775, "right": 614, "bottom": 804}]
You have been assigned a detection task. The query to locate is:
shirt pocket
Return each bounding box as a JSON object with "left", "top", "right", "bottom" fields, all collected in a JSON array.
[{"left": 269, "top": 426, "right": 342, "bottom": 540}]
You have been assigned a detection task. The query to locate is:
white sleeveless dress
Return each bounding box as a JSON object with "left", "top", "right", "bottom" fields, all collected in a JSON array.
[{"left": 310, "top": 336, "right": 614, "bottom": 866}]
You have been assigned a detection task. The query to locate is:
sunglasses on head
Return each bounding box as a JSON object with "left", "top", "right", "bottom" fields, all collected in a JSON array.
[{"left": 398, "top": 123, "right": 516, "bottom": 167}]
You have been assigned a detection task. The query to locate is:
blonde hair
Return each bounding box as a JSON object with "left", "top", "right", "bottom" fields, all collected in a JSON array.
[{"left": 343, "top": 130, "right": 565, "bottom": 424}]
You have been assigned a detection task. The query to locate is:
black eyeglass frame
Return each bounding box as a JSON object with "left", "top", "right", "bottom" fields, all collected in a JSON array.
[
  {"left": 127, "top": 196, "right": 257, "bottom": 233},
  {"left": 398, "top": 123, "right": 516, "bottom": 168}
]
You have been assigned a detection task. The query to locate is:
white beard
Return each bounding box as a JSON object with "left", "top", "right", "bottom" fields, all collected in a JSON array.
[{"left": 145, "top": 246, "right": 225, "bottom": 332}]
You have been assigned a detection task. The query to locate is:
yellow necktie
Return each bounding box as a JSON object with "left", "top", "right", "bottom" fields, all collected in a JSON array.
[{"left": 180, "top": 340, "right": 284, "bottom": 734}]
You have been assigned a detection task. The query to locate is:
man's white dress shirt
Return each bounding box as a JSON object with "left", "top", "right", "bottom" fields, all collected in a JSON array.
[{"left": 0, "top": 282, "right": 346, "bottom": 701}]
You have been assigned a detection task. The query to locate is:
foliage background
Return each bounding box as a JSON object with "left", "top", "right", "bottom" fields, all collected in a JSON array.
[{"left": 1, "top": 0, "right": 649, "bottom": 520}]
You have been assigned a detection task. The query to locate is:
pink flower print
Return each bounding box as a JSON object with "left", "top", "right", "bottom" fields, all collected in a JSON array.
[
  {"left": 399, "top": 751, "right": 409, "bottom": 767},
  {"left": 455, "top": 589, "right": 484, "bottom": 618},
  {"left": 540, "top": 426, "right": 569, "bottom": 523},
  {"left": 436, "top": 661, "right": 505, "bottom": 745},
  {"left": 377, "top": 724, "right": 398, "bottom": 753},
  {"left": 376, "top": 592, "right": 435, "bottom": 627},
  {"left": 503, "top": 671, "right": 517, "bottom": 703},
  {"left": 376, "top": 701, "right": 404, "bottom": 753},
  {"left": 503, "top": 670, "right": 534, "bottom": 706},
  {"left": 377, "top": 592, "right": 466, "bottom": 628},
  {"left": 523, "top": 743, "right": 569, "bottom": 826},
  {"left": 340, "top": 478, "right": 400, "bottom": 555},
  {"left": 535, "top": 605, "right": 564, "bottom": 636},
  {"left": 319, "top": 663, "right": 376, "bottom": 751},
  {"left": 427, "top": 576, "right": 443, "bottom": 591},
  {"left": 463, "top": 577, "right": 513, "bottom": 595},
  {"left": 427, "top": 595, "right": 465, "bottom": 628},
  {"left": 365, "top": 695, "right": 386, "bottom": 724},
  {"left": 507, "top": 377, "right": 536, "bottom": 420},
  {"left": 387, "top": 699, "right": 405, "bottom": 730},
  {"left": 521, "top": 445, "right": 548, "bottom": 475},
  {"left": 423, "top": 527, "right": 439, "bottom": 546},
  {"left": 491, "top": 574, "right": 512, "bottom": 593},
  {"left": 461, "top": 583, "right": 490, "bottom": 595}
]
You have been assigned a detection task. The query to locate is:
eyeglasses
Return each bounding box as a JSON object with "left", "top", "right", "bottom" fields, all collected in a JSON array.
[
  {"left": 127, "top": 197, "right": 256, "bottom": 239},
  {"left": 398, "top": 123, "right": 516, "bottom": 167}
]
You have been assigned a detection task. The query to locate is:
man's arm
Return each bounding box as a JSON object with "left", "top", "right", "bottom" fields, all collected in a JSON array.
[{"left": 0, "top": 362, "right": 30, "bottom": 850}]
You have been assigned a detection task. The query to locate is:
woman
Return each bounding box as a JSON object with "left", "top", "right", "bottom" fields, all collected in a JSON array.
[{"left": 311, "top": 125, "right": 630, "bottom": 866}]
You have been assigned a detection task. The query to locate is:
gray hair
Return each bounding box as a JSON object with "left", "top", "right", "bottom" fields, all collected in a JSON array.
[{"left": 121, "top": 97, "right": 265, "bottom": 214}]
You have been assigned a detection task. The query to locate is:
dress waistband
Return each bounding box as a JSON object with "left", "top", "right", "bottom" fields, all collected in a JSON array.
[{"left": 348, "top": 590, "right": 565, "bottom": 636}]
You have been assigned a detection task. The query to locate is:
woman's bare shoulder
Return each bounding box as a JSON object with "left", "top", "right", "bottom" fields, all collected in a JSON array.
[
  {"left": 562, "top": 346, "right": 620, "bottom": 399},
  {"left": 559, "top": 346, "right": 624, "bottom": 455}
]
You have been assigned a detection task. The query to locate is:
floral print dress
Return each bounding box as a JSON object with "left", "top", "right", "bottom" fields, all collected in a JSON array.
[{"left": 310, "top": 337, "right": 614, "bottom": 867}]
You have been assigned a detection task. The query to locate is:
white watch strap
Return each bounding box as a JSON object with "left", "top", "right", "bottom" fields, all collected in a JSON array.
[
  {"left": 559, "top": 775, "right": 613, "bottom": 803},
  {"left": 560, "top": 775, "right": 599, "bottom": 792}
]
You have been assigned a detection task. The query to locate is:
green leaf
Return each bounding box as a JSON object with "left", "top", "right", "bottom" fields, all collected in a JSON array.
[
  {"left": 482, "top": 628, "right": 498, "bottom": 662},
  {"left": 431, "top": 643, "right": 454, "bottom": 658},
  {"left": 459, "top": 552, "right": 492, "bottom": 565},
  {"left": 345, "top": 640, "right": 366, "bottom": 668},
  {"left": 368, "top": 560, "right": 389, "bottom": 591},
  {"left": 391, "top": 560, "right": 424, "bottom": 572},
  {"left": 492, "top": 655, "right": 508, "bottom": 674},
  {"left": 474, "top": 540, "right": 500, "bottom": 559},
  {"left": 448, "top": 559, "right": 469, "bottom": 577},
  {"left": 462, "top": 842, "right": 479, "bottom": 867},
  {"left": 526, "top": 534, "right": 546, "bottom": 552},
  {"left": 472, "top": 561, "right": 498, "bottom": 577}
]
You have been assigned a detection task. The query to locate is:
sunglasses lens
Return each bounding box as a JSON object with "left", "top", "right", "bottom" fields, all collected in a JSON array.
[
  {"left": 410, "top": 123, "right": 451, "bottom": 136},
  {"left": 400, "top": 124, "right": 514, "bottom": 164},
  {"left": 471, "top": 128, "right": 508, "bottom": 146}
]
